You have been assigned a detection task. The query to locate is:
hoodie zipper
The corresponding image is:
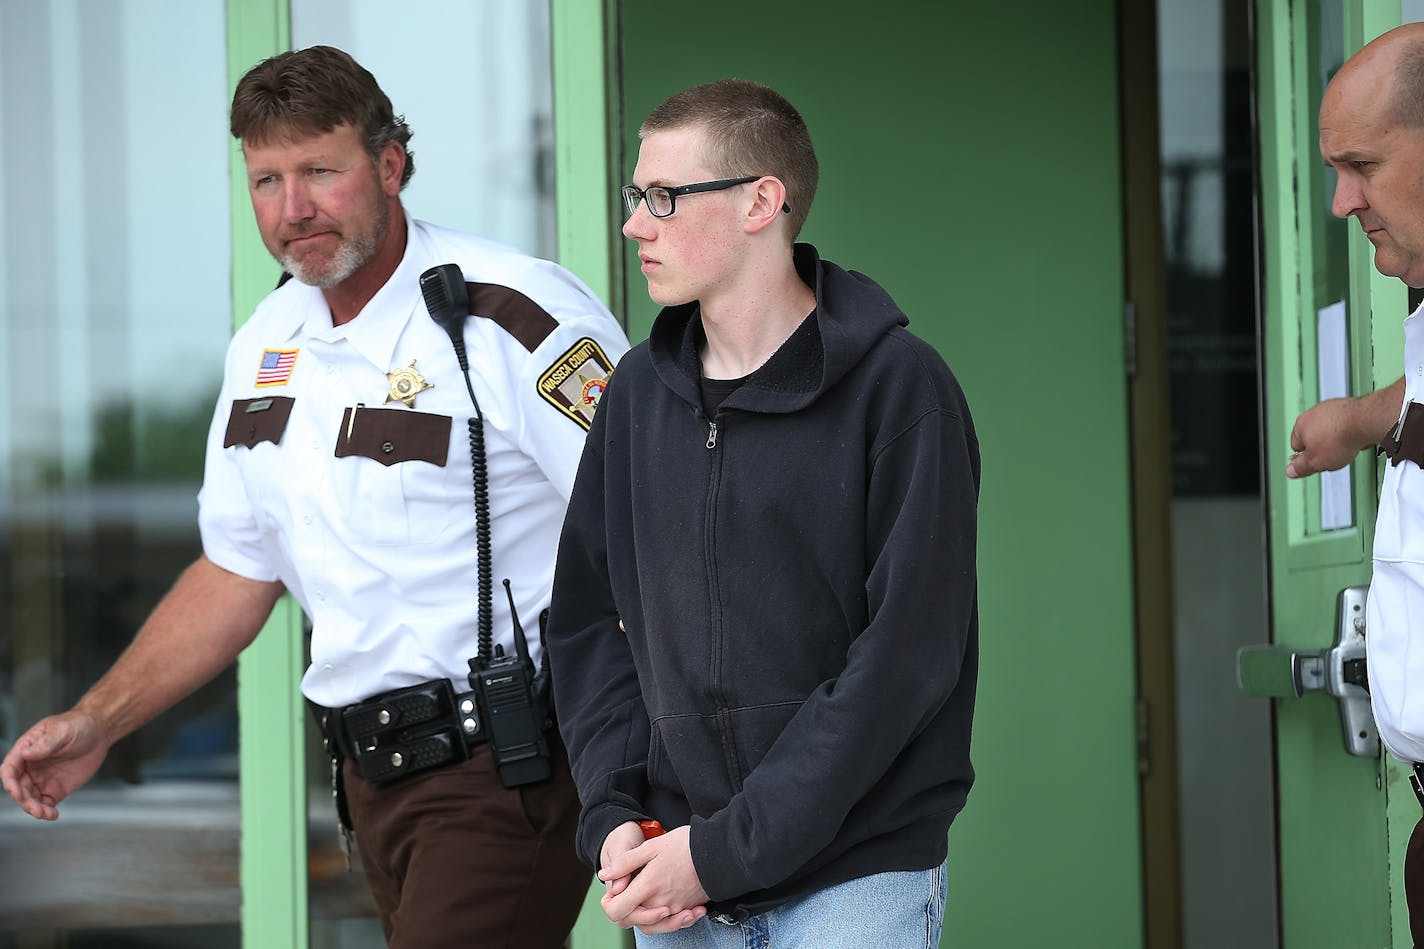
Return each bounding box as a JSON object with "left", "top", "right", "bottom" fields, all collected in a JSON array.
[{"left": 699, "top": 410, "right": 741, "bottom": 787}]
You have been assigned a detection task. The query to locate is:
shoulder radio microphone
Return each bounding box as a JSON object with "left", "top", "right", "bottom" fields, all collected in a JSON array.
[{"left": 419, "top": 263, "right": 472, "bottom": 371}]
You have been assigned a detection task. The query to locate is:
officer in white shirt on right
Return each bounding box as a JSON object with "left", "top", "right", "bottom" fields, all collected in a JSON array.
[{"left": 1287, "top": 22, "right": 1424, "bottom": 946}]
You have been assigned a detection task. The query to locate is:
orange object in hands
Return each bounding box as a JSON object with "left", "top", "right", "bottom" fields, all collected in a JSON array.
[{"left": 638, "top": 820, "right": 665, "bottom": 839}]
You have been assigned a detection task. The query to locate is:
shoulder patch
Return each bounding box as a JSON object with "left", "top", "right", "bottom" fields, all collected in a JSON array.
[
  {"left": 538, "top": 337, "right": 614, "bottom": 430},
  {"left": 467, "top": 282, "right": 559, "bottom": 352}
]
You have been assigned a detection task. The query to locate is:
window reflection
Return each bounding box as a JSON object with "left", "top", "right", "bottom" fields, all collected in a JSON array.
[
  {"left": 0, "top": 0, "right": 235, "bottom": 941},
  {"left": 291, "top": 0, "right": 557, "bottom": 258}
]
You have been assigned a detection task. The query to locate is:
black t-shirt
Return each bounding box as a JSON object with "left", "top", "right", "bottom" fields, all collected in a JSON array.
[{"left": 699, "top": 373, "right": 748, "bottom": 417}]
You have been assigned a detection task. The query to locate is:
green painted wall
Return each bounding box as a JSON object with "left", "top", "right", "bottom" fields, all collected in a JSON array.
[{"left": 617, "top": 3, "right": 1143, "bottom": 946}]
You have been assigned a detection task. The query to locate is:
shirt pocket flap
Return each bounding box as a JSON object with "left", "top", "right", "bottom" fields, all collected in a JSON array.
[
  {"left": 335, "top": 406, "right": 451, "bottom": 467},
  {"left": 224, "top": 396, "right": 296, "bottom": 448}
]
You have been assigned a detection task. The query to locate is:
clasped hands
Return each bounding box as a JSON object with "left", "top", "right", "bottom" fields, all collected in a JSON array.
[{"left": 599, "top": 821, "right": 709, "bottom": 934}]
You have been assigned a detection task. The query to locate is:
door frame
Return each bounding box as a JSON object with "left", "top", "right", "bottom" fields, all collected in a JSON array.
[
  {"left": 226, "top": 6, "right": 305, "bottom": 949},
  {"left": 1118, "top": 0, "right": 1182, "bottom": 943},
  {"left": 1255, "top": 0, "right": 1406, "bottom": 944}
]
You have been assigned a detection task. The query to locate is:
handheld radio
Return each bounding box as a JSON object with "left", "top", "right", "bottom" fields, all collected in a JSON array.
[{"left": 468, "top": 581, "right": 553, "bottom": 787}]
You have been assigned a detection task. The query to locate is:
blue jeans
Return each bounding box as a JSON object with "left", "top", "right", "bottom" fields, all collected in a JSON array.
[{"left": 633, "top": 861, "right": 948, "bottom": 949}]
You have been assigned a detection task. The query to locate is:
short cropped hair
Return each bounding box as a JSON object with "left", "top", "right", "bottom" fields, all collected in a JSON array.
[
  {"left": 641, "top": 79, "right": 818, "bottom": 239},
  {"left": 230, "top": 45, "right": 415, "bottom": 189},
  {"left": 1393, "top": 38, "right": 1424, "bottom": 129}
]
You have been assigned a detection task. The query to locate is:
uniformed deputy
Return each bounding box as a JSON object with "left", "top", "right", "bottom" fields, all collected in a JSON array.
[
  {"left": 1288, "top": 23, "right": 1424, "bottom": 947},
  {"left": 0, "top": 45, "right": 628, "bottom": 949}
]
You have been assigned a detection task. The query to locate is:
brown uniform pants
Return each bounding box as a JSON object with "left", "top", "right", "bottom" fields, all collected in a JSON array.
[{"left": 343, "top": 736, "right": 590, "bottom": 949}]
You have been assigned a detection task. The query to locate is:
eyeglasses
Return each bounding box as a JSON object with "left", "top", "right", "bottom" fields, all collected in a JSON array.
[{"left": 621, "top": 176, "right": 790, "bottom": 219}]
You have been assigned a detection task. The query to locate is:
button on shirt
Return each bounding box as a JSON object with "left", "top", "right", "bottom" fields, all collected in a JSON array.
[
  {"left": 1370, "top": 301, "right": 1424, "bottom": 763},
  {"left": 198, "top": 217, "right": 629, "bottom": 707}
]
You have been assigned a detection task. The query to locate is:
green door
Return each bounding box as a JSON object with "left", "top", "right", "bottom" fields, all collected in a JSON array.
[{"left": 1251, "top": 0, "right": 1409, "bottom": 944}]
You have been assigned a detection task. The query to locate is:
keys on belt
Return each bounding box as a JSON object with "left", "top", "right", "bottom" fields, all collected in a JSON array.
[
  {"left": 321, "top": 679, "right": 485, "bottom": 786},
  {"left": 1413, "top": 764, "right": 1424, "bottom": 809}
]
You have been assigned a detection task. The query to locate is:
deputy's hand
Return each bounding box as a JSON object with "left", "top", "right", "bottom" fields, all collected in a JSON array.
[
  {"left": 1287, "top": 397, "right": 1371, "bottom": 478},
  {"left": 599, "top": 825, "right": 709, "bottom": 933},
  {"left": 0, "top": 711, "right": 110, "bottom": 820}
]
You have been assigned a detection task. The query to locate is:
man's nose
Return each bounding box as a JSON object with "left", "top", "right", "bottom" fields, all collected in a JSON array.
[
  {"left": 283, "top": 181, "right": 316, "bottom": 222},
  {"left": 1331, "top": 172, "right": 1366, "bottom": 220}
]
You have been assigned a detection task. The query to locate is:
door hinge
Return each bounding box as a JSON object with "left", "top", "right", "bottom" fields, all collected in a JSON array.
[
  {"left": 1123, "top": 300, "right": 1138, "bottom": 379},
  {"left": 1136, "top": 696, "right": 1150, "bottom": 777}
]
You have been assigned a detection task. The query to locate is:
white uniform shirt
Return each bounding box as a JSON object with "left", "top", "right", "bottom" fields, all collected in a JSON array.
[
  {"left": 1369, "top": 301, "right": 1424, "bottom": 762},
  {"left": 198, "top": 216, "right": 628, "bottom": 707}
]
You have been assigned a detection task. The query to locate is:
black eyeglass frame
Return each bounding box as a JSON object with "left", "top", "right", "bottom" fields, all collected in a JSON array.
[{"left": 621, "top": 176, "right": 790, "bottom": 218}]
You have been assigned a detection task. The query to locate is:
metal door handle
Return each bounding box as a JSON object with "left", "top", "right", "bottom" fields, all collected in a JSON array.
[{"left": 1236, "top": 585, "right": 1376, "bottom": 757}]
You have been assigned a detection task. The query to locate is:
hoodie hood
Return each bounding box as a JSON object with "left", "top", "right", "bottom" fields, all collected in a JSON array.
[{"left": 648, "top": 243, "right": 910, "bottom": 415}]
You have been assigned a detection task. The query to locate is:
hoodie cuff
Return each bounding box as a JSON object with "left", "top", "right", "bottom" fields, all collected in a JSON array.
[
  {"left": 578, "top": 802, "right": 647, "bottom": 869},
  {"left": 688, "top": 813, "right": 753, "bottom": 902}
]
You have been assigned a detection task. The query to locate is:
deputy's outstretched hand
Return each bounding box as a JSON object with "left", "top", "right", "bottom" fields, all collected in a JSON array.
[
  {"left": 1287, "top": 378, "right": 1406, "bottom": 478},
  {"left": 1288, "top": 397, "right": 1370, "bottom": 477},
  {"left": 1, "top": 712, "right": 109, "bottom": 821}
]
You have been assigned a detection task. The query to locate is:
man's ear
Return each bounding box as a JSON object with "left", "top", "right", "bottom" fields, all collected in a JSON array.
[
  {"left": 379, "top": 141, "right": 406, "bottom": 196},
  {"left": 744, "top": 176, "right": 789, "bottom": 235}
]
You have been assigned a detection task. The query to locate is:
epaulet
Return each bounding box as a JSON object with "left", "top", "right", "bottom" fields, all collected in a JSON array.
[{"left": 465, "top": 281, "right": 558, "bottom": 352}]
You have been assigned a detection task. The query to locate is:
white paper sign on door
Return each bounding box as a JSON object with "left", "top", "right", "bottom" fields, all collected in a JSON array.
[{"left": 1317, "top": 299, "right": 1353, "bottom": 530}]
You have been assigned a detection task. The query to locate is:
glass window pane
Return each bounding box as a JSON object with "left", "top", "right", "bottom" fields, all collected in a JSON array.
[
  {"left": 0, "top": 0, "right": 236, "bottom": 942},
  {"left": 291, "top": 0, "right": 556, "bottom": 258}
]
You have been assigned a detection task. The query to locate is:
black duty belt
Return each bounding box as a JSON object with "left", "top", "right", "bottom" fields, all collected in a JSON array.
[
  {"left": 316, "top": 678, "right": 486, "bottom": 786},
  {"left": 1412, "top": 764, "right": 1424, "bottom": 808}
]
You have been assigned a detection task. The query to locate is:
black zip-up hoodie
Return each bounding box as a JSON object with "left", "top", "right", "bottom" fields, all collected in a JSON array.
[{"left": 548, "top": 244, "right": 979, "bottom": 920}]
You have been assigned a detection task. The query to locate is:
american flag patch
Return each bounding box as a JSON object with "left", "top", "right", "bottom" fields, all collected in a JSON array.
[{"left": 255, "top": 348, "right": 298, "bottom": 387}]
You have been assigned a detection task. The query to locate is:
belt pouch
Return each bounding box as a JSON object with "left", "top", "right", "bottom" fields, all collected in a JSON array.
[{"left": 342, "top": 679, "right": 473, "bottom": 785}]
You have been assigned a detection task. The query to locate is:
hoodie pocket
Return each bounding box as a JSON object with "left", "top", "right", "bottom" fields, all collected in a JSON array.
[
  {"left": 649, "top": 713, "right": 730, "bottom": 813},
  {"left": 646, "top": 720, "right": 677, "bottom": 795},
  {"left": 649, "top": 703, "right": 805, "bottom": 814},
  {"left": 726, "top": 701, "right": 804, "bottom": 780}
]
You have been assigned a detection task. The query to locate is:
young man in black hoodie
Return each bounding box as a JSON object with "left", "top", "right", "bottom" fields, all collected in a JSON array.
[{"left": 547, "top": 79, "right": 980, "bottom": 946}]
